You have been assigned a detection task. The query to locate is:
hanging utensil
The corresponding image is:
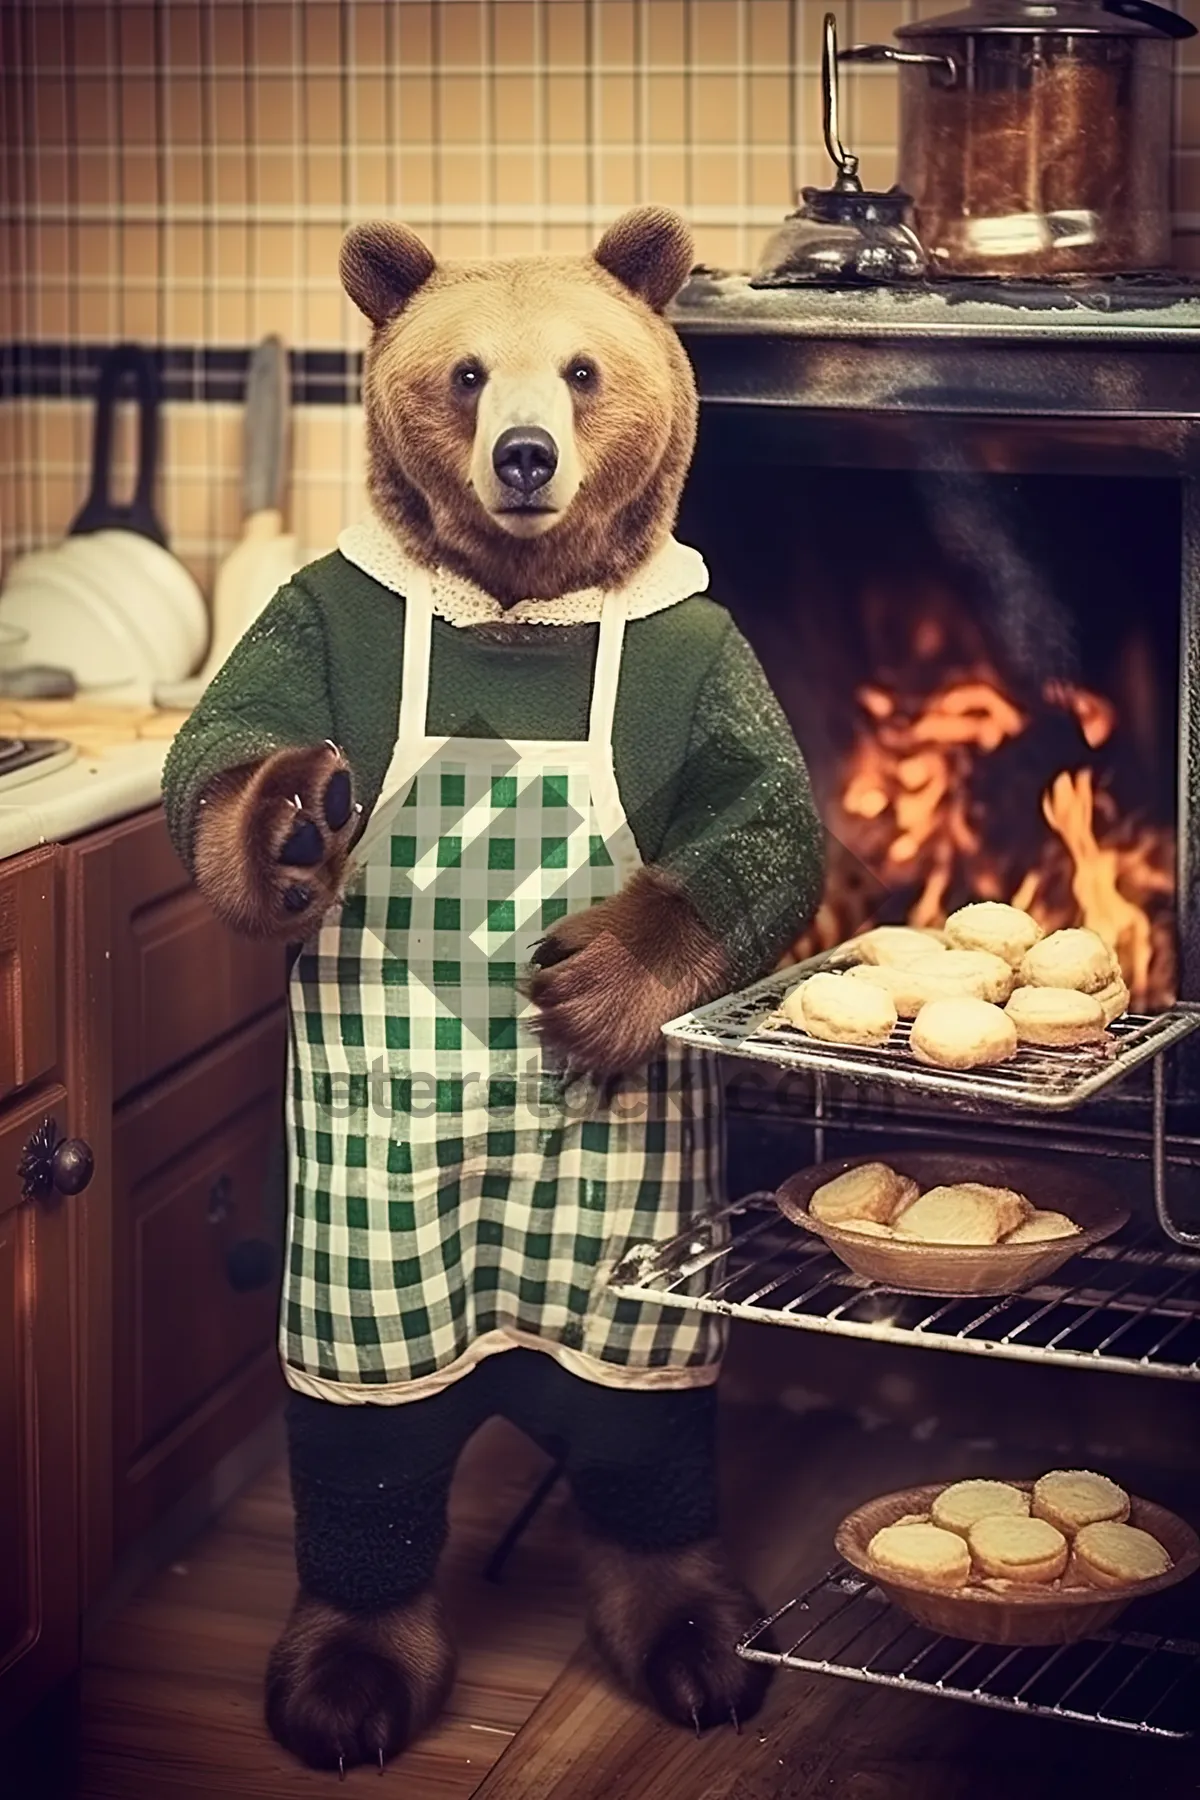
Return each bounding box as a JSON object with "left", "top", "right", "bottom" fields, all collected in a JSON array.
[
  {"left": 155, "top": 336, "right": 298, "bottom": 712},
  {"left": 753, "top": 14, "right": 927, "bottom": 287}
]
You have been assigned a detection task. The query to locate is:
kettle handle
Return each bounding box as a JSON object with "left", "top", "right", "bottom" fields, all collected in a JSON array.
[
  {"left": 839, "top": 42, "right": 960, "bottom": 85},
  {"left": 1100, "top": 0, "right": 1196, "bottom": 36}
]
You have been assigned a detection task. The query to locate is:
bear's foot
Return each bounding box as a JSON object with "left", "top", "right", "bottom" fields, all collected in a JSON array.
[
  {"left": 580, "top": 1537, "right": 772, "bottom": 1733},
  {"left": 265, "top": 1590, "right": 455, "bottom": 1773}
]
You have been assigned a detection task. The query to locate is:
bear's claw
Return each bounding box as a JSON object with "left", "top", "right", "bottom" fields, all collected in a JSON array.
[
  {"left": 194, "top": 741, "right": 360, "bottom": 938},
  {"left": 265, "top": 1591, "right": 455, "bottom": 1774},
  {"left": 580, "top": 1537, "right": 772, "bottom": 1736}
]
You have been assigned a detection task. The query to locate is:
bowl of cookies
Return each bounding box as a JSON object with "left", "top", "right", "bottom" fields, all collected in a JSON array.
[
  {"left": 776, "top": 1152, "right": 1128, "bottom": 1296},
  {"left": 837, "top": 1470, "right": 1200, "bottom": 1646},
  {"left": 775, "top": 905, "right": 1130, "bottom": 1076}
]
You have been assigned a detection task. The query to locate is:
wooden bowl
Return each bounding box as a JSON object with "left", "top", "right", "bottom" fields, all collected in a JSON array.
[
  {"left": 836, "top": 1482, "right": 1200, "bottom": 1647},
  {"left": 776, "top": 1151, "right": 1128, "bottom": 1297}
]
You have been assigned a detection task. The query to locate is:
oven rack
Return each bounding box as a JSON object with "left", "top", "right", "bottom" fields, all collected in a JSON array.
[
  {"left": 737, "top": 1568, "right": 1200, "bottom": 1739},
  {"left": 662, "top": 954, "right": 1200, "bottom": 1114},
  {"left": 607, "top": 1202, "right": 1200, "bottom": 1380}
]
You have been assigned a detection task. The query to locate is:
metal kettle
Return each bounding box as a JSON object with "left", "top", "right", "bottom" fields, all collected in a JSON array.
[{"left": 753, "top": 14, "right": 928, "bottom": 287}]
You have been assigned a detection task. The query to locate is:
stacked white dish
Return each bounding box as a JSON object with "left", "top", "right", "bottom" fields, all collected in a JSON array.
[{"left": 0, "top": 343, "right": 209, "bottom": 705}]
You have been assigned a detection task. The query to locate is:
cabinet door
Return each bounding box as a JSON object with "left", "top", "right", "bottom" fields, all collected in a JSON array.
[
  {"left": 112, "top": 1010, "right": 287, "bottom": 1548},
  {"left": 0, "top": 849, "right": 58, "bottom": 1105},
  {"left": 108, "top": 809, "right": 288, "bottom": 1104},
  {"left": 0, "top": 1086, "right": 80, "bottom": 1735}
]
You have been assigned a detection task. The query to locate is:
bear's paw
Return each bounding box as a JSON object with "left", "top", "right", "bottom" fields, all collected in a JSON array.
[
  {"left": 194, "top": 741, "right": 360, "bottom": 938},
  {"left": 528, "top": 866, "right": 729, "bottom": 1078},
  {"left": 265, "top": 1591, "right": 455, "bottom": 1774},
  {"left": 581, "top": 1538, "right": 773, "bottom": 1734}
]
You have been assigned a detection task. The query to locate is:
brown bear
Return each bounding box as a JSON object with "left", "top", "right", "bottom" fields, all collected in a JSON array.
[{"left": 163, "top": 206, "right": 822, "bottom": 1775}]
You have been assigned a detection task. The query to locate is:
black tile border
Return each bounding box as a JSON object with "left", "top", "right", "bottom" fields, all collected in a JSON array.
[{"left": 0, "top": 342, "right": 363, "bottom": 406}]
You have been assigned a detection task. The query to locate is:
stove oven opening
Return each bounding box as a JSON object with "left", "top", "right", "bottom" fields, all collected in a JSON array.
[{"left": 679, "top": 459, "right": 1182, "bottom": 1014}]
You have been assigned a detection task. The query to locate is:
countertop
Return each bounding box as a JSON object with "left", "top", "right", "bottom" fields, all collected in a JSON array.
[{"left": 0, "top": 716, "right": 179, "bottom": 862}]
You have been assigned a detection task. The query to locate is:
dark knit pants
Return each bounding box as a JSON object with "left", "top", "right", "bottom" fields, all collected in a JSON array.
[{"left": 286, "top": 1348, "right": 719, "bottom": 1613}]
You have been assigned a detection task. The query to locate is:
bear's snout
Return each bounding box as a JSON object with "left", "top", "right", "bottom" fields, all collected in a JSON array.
[{"left": 492, "top": 427, "right": 558, "bottom": 499}]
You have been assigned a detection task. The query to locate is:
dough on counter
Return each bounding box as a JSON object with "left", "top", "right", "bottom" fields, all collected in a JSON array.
[
  {"left": 1004, "top": 1210, "right": 1082, "bottom": 1243},
  {"left": 867, "top": 1521, "right": 971, "bottom": 1590},
  {"left": 944, "top": 901, "right": 1044, "bottom": 968},
  {"left": 808, "top": 1161, "right": 917, "bottom": 1227},
  {"left": 1018, "top": 928, "right": 1117, "bottom": 996},
  {"left": 1072, "top": 1521, "right": 1171, "bottom": 1588},
  {"left": 909, "top": 998, "right": 1019, "bottom": 1070},
  {"left": 786, "top": 972, "right": 897, "bottom": 1046},
  {"left": 968, "top": 1515, "right": 1069, "bottom": 1585},
  {"left": 1030, "top": 1470, "right": 1130, "bottom": 1535},
  {"left": 930, "top": 1480, "right": 1031, "bottom": 1538},
  {"left": 1004, "top": 985, "right": 1107, "bottom": 1048}
]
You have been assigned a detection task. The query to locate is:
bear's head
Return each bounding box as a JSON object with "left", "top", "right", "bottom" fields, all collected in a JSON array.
[{"left": 340, "top": 208, "right": 697, "bottom": 607}]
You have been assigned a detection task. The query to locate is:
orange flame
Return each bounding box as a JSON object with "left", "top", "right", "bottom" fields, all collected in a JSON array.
[{"left": 787, "top": 629, "right": 1175, "bottom": 1010}]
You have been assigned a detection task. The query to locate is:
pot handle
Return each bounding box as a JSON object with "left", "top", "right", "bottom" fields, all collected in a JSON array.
[
  {"left": 1100, "top": 0, "right": 1196, "bottom": 36},
  {"left": 68, "top": 342, "right": 169, "bottom": 546},
  {"left": 839, "top": 43, "right": 960, "bottom": 86}
]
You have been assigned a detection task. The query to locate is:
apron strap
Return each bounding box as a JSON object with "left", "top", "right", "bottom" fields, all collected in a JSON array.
[
  {"left": 588, "top": 593, "right": 627, "bottom": 751},
  {"left": 396, "top": 565, "right": 436, "bottom": 760}
]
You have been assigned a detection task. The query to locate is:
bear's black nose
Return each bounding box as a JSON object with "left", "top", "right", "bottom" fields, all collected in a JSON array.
[{"left": 493, "top": 427, "right": 558, "bottom": 495}]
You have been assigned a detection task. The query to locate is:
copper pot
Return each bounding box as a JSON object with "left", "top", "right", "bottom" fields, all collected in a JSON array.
[{"left": 841, "top": 0, "right": 1196, "bottom": 278}]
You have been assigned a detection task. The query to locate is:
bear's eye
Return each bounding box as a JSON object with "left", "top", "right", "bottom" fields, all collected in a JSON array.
[
  {"left": 566, "top": 359, "right": 597, "bottom": 389},
  {"left": 453, "top": 362, "right": 485, "bottom": 392}
]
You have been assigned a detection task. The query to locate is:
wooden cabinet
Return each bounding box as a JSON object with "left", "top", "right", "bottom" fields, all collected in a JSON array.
[
  {"left": 0, "top": 804, "right": 289, "bottom": 1738},
  {"left": 107, "top": 810, "right": 287, "bottom": 1103},
  {"left": 0, "top": 839, "right": 82, "bottom": 1737},
  {"left": 112, "top": 1010, "right": 287, "bottom": 1547}
]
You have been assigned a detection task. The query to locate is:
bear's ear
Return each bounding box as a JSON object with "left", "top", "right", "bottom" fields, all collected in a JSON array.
[
  {"left": 593, "top": 207, "right": 694, "bottom": 314},
  {"left": 340, "top": 223, "right": 437, "bottom": 328}
]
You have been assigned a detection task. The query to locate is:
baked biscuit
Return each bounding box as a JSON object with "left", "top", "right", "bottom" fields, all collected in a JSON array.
[
  {"left": 1030, "top": 1470, "right": 1130, "bottom": 1535},
  {"left": 968, "top": 1515, "right": 1069, "bottom": 1585},
  {"left": 930, "top": 1480, "right": 1030, "bottom": 1537},
  {"left": 867, "top": 1522, "right": 971, "bottom": 1590},
  {"left": 1018, "top": 928, "right": 1116, "bottom": 995},
  {"left": 853, "top": 925, "right": 947, "bottom": 967},
  {"left": 944, "top": 901, "right": 1043, "bottom": 969},
  {"left": 1094, "top": 974, "right": 1130, "bottom": 1025},
  {"left": 809, "top": 1162, "right": 916, "bottom": 1227},
  {"left": 909, "top": 998, "right": 1019, "bottom": 1070},
  {"left": 1072, "top": 1521, "right": 1171, "bottom": 1589},
  {"left": 1005, "top": 1210, "right": 1081, "bottom": 1243},
  {"left": 839, "top": 1219, "right": 895, "bottom": 1237},
  {"left": 893, "top": 1185, "right": 1014, "bottom": 1246},
  {"left": 850, "top": 952, "right": 1014, "bottom": 1014},
  {"left": 784, "top": 972, "right": 897, "bottom": 1046},
  {"left": 1004, "top": 986, "right": 1107, "bottom": 1048}
]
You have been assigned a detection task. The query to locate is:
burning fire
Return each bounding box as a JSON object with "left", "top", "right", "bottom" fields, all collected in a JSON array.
[{"left": 788, "top": 626, "right": 1175, "bottom": 1011}]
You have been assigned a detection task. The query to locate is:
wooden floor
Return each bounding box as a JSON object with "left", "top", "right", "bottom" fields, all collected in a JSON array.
[
  {"left": 76, "top": 1419, "right": 583, "bottom": 1799},
  {"left": 23, "top": 1394, "right": 1200, "bottom": 1799}
]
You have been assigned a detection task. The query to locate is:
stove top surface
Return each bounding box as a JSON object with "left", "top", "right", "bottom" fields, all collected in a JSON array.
[
  {"left": 670, "top": 267, "right": 1200, "bottom": 340},
  {"left": 0, "top": 735, "right": 78, "bottom": 792}
]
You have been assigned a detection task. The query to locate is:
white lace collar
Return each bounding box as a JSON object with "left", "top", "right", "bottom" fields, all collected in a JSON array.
[{"left": 337, "top": 513, "right": 708, "bottom": 627}]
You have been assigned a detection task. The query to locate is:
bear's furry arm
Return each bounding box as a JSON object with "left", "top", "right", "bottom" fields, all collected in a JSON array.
[
  {"left": 653, "top": 623, "right": 823, "bottom": 986},
  {"left": 162, "top": 579, "right": 339, "bottom": 877}
]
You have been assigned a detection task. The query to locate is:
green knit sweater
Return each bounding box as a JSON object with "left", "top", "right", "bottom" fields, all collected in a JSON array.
[{"left": 162, "top": 552, "right": 823, "bottom": 985}]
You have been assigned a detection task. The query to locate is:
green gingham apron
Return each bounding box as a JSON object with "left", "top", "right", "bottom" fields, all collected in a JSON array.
[{"left": 281, "top": 572, "right": 727, "bottom": 1403}]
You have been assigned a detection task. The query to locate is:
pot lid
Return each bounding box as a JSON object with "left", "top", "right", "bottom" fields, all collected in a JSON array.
[{"left": 897, "top": 0, "right": 1195, "bottom": 37}]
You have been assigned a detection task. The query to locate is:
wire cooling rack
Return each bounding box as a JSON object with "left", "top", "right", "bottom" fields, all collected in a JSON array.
[
  {"left": 607, "top": 1201, "right": 1200, "bottom": 1380},
  {"left": 738, "top": 1569, "right": 1200, "bottom": 1738},
  {"left": 662, "top": 956, "right": 1200, "bottom": 1113}
]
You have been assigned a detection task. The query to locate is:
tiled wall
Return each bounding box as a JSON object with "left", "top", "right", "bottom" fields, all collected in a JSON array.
[{"left": 3, "top": 0, "right": 1200, "bottom": 596}]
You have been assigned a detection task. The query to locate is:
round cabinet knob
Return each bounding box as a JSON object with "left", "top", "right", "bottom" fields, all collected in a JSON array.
[{"left": 19, "top": 1118, "right": 95, "bottom": 1202}]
